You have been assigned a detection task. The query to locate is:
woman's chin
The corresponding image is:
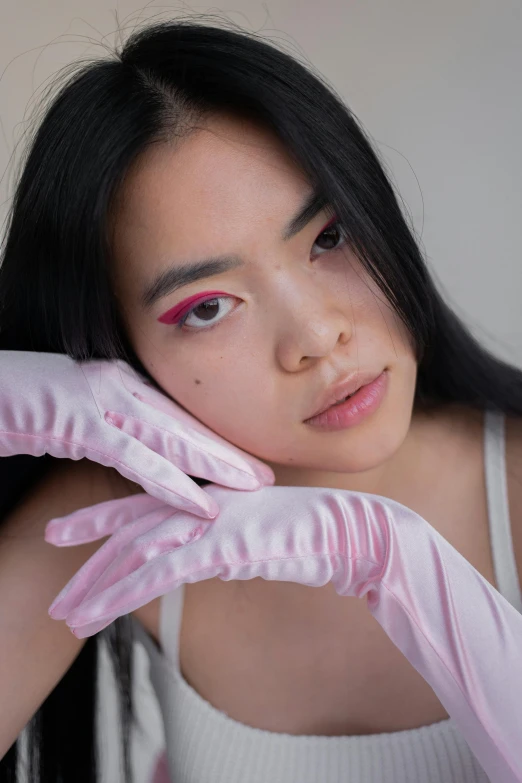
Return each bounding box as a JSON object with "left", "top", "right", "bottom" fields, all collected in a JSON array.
[{"left": 262, "top": 430, "right": 408, "bottom": 491}]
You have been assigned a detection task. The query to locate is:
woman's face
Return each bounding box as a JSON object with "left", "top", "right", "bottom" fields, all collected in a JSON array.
[{"left": 110, "top": 113, "right": 418, "bottom": 490}]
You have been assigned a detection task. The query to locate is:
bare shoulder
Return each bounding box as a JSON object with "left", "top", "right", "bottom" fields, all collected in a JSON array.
[
  {"left": 505, "top": 413, "right": 522, "bottom": 468},
  {"left": 505, "top": 414, "right": 522, "bottom": 589},
  {"left": 2, "top": 455, "right": 150, "bottom": 626},
  {"left": 0, "top": 456, "right": 146, "bottom": 754},
  {"left": 6, "top": 455, "right": 144, "bottom": 537},
  {"left": 1, "top": 457, "right": 145, "bottom": 619},
  {"left": 38, "top": 458, "right": 162, "bottom": 642},
  {"left": 33, "top": 457, "right": 161, "bottom": 631}
]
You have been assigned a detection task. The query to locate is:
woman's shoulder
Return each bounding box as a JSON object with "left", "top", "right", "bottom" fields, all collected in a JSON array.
[
  {"left": 1, "top": 455, "right": 145, "bottom": 605},
  {"left": 41, "top": 455, "right": 145, "bottom": 503},
  {"left": 505, "top": 412, "right": 522, "bottom": 588},
  {"left": 37, "top": 456, "right": 162, "bottom": 640},
  {"left": 2, "top": 455, "right": 143, "bottom": 544},
  {"left": 0, "top": 455, "right": 148, "bottom": 753},
  {"left": 4, "top": 455, "right": 156, "bottom": 620}
]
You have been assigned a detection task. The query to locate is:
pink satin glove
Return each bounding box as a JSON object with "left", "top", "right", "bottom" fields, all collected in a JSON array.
[
  {"left": 0, "top": 351, "right": 274, "bottom": 519},
  {"left": 47, "top": 483, "right": 522, "bottom": 782}
]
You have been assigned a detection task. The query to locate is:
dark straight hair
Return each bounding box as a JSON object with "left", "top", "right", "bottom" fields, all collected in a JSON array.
[{"left": 1, "top": 15, "right": 521, "bottom": 783}]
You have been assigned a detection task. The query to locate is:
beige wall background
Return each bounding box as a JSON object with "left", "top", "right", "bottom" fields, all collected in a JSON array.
[{"left": 1, "top": 1, "right": 521, "bottom": 780}]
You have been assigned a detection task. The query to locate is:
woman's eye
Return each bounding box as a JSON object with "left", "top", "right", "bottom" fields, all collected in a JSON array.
[
  {"left": 177, "top": 221, "right": 347, "bottom": 333},
  {"left": 177, "top": 296, "right": 235, "bottom": 331},
  {"left": 312, "top": 220, "right": 347, "bottom": 257}
]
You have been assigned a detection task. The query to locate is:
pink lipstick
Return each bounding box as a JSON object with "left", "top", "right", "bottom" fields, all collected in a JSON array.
[{"left": 304, "top": 370, "right": 389, "bottom": 431}]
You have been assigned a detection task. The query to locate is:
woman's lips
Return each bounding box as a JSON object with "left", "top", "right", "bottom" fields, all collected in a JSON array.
[
  {"left": 303, "top": 370, "right": 389, "bottom": 431},
  {"left": 304, "top": 369, "right": 385, "bottom": 421}
]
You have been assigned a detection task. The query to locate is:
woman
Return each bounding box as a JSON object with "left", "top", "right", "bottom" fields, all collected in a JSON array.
[{"left": 1, "top": 16, "right": 521, "bottom": 783}]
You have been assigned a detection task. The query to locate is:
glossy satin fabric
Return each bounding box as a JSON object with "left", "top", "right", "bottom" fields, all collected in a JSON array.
[
  {"left": 47, "top": 484, "right": 522, "bottom": 782},
  {"left": 0, "top": 350, "right": 274, "bottom": 516}
]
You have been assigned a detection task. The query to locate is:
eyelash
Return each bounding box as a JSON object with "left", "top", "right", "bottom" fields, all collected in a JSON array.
[{"left": 176, "top": 219, "right": 348, "bottom": 333}]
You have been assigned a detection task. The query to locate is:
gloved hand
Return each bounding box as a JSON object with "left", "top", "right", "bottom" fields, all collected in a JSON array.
[
  {"left": 46, "top": 483, "right": 522, "bottom": 783},
  {"left": 0, "top": 351, "right": 274, "bottom": 519}
]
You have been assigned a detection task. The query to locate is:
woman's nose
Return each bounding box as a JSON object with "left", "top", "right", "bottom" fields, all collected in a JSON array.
[{"left": 275, "top": 297, "right": 353, "bottom": 370}]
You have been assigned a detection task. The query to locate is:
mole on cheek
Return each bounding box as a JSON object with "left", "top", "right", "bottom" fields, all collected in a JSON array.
[{"left": 194, "top": 379, "right": 201, "bottom": 385}]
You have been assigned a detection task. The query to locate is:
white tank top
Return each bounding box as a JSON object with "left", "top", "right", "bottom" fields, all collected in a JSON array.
[{"left": 133, "top": 409, "right": 522, "bottom": 782}]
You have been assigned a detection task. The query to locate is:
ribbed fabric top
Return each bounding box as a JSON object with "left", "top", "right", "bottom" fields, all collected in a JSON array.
[{"left": 134, "top": 409, "right": 522, "bottom": 782}]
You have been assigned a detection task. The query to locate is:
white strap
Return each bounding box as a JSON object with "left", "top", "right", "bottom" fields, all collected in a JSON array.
[
  {"left": 159, "top": 584, "right": 185, "bottom": 670},
  {"left": 484, "top": 409, "right": 522, "bottom": 613}
]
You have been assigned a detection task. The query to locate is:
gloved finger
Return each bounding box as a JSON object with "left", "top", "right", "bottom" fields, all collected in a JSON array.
[
  {"left": 95, "top": 359, "right": 274, "bottom": 490},
  {"left": 127, "top": 388, "right": 274, "bottom": 488},
  {"left": 70, "top": 616, "right": 114, "bottom": 638},
  {"left": 113, "top": 408, "right": 273, "bottom": 490},
  {"left": 69, "top": 514, "right": 208, "bottom": 610},
  {"left": 83, "top": 433, "right": 222, "bottom": 519},
  {"left": 45, "top": 494, "right": 164, "bottom": 546},
  {"left": 64, "top": 540, "right": 216, "bottom": 632},
  {"left": 47, "top": 503, "right": 195, "bottom": 619}
]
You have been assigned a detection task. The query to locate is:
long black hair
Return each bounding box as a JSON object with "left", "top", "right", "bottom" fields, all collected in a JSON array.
[{"left": 1, "top": 14, "right": 521, "bottom": 783}]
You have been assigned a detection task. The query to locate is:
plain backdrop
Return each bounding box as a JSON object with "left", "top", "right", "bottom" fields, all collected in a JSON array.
[{"left": 1, "top": 1, "right": 521, "bottom": 780}]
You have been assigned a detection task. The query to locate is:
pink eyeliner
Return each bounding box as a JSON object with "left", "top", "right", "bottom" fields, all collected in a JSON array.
[
  {"left": 157, "top": 214, "right": 338, "bottom": 325},
  {"left": 320, "top": 215, "right": 337, "bottom": 231},
  {"left": 157, "top": 290, "right": 230, "bottom": 324}
]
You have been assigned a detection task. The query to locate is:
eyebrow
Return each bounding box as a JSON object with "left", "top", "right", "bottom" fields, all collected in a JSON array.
[{"left": 141, "top": 186, "right": 330, "bottom": 311}]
